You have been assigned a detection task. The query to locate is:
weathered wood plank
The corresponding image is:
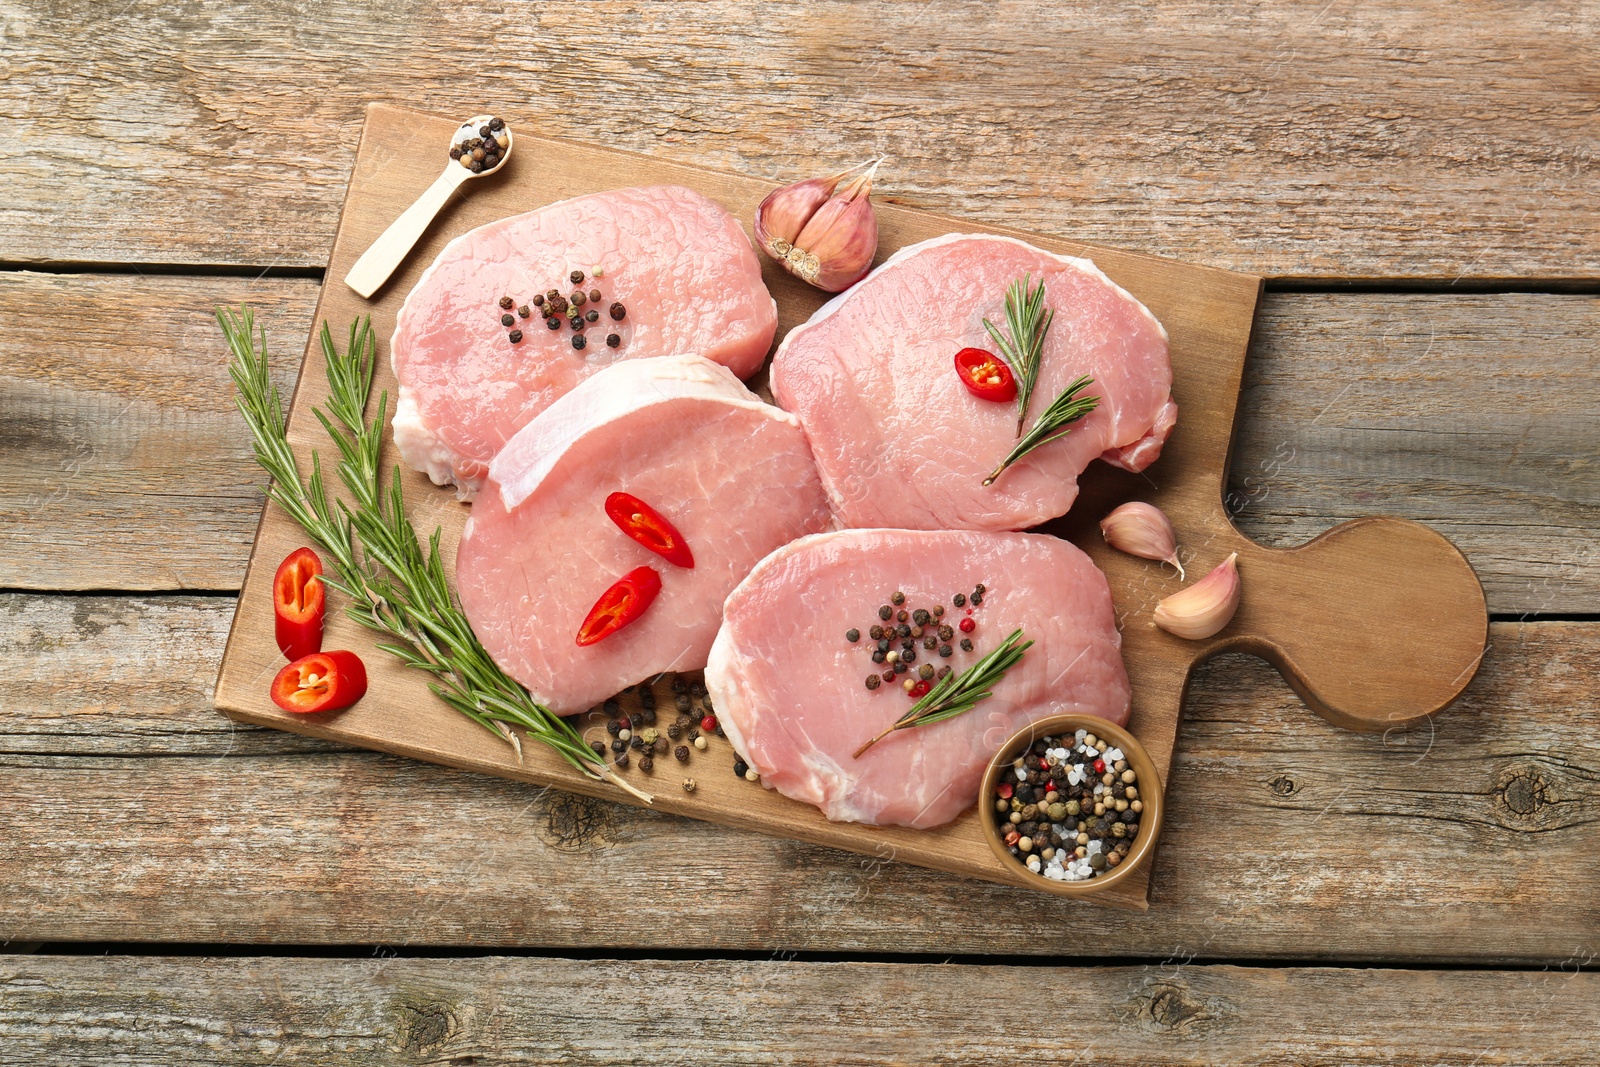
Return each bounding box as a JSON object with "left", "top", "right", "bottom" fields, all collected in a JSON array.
[
  {"left": 0, "top": 273, "right": 315, "bottom": 590},
  {"left": 3, "top": 594, "right": 1595, "bottom": 962},
  {"left": 3, "top": 273, "right": 1594, "bottom": 610},
  {"left": 3, "top": 956, "right": 1598, "bottom": 1065},
  {"left": 2, "top": 1, "right": 1596, "bottom": 279}
]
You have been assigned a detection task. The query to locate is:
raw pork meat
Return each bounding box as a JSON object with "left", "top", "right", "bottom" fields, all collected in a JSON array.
[
  {"left": 457, "top": 354, "right": 830, "bottom": 715},
  {"left": 706, "top": 528, "right": 1130, "bottom": 829},
  {"left": 770, "top": 233, "right": 1175, "bottom": 531},
  {"left": 393, "top": 185, "right": 777, "bottom": 499}
]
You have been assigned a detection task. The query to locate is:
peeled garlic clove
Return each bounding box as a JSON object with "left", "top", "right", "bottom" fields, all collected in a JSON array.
[
  {"left": 1154, "top": 553, "right": 1240, "bottom": 640},
  {"left": 754, "top": 160, "right": 881, "bottom": 292},
  {"left": 1100, "top": 502, "right": 1185, "bottom": 580}
]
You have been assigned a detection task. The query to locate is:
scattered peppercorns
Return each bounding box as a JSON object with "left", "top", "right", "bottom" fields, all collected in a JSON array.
[{"left": 508, "top": 329, "right": 523, "bottom": 343}]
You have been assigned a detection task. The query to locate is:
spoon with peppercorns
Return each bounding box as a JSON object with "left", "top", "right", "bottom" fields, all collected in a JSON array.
[{"left": 344, "top": 114, "right": 513, "bottom": 299}]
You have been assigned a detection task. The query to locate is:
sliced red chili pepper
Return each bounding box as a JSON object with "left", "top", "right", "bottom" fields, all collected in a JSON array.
[
  {"left": 273, "top": 546, "right": 325, "bottom": 661},
  {"left": 576, "top": 565, "right": 663, "bottom": 647},
  {"left": 604, "top": 492, "right": 694, "bottom": 569},
  {"left": 953, "top": 347, "right": 1017, "bottom": 403},
  {"left": 270, "top": 650, "right": 368, "bottom": 715}
]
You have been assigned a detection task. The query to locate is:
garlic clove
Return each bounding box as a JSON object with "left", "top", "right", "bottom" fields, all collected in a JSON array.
[
  {"left": 754, "top": 159, "right": 881, "bottom": 292},
  {"left": 1100, "top": 501, "right": 1185, "bottom": 580},
  {"left": 1153, "top": 552, "right": 1240, "bottom": 640}
]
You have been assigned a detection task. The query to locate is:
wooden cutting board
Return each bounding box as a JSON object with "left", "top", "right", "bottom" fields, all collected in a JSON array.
[{"left": 214, "top": 103, "right": 1488, "bottom": 910}]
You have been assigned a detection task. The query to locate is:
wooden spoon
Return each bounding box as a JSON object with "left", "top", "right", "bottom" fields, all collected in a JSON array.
[{"left": 343, "top": 114, "right": 513, "bottom": 299}]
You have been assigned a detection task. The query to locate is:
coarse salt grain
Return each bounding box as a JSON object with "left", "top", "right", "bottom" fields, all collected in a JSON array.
[{"left": 1014, "top": 767, "right": 1028, "bottom": 782}]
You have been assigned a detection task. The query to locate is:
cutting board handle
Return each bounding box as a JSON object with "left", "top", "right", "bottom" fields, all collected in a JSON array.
[{"left": 1197, "top": 517, "right": 1488, "bottom": 733}]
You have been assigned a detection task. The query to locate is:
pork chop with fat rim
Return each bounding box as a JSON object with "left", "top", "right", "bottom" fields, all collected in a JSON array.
[
  {"left": 770, "top": 233, "right": 1175, "bottom": 531},
  {"left": 457, "top": 354, "right": 831, "bottom": 715},
  {"left": 393, "top": 185, "right": 777, "bottom": 499},
  {"left": 706, "top": 528, "right": 1131, "bottom": 829}
]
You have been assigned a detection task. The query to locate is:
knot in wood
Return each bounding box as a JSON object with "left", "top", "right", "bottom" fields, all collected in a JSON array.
[
  {"left": 1269, "top": 774, "right": 1297, "bottom": 797},
  {"left": 1499, "top": 768, "right": 1546, "bottom": 817},
  {"left": 1147, "top": 982, "right": 1206, "bottom": 1031},
  {"left": 540, "top": 791, "right": 616, "bottom": 852},
  {"left": 395, "top": 1000, "right": 459, "bottom": 1053}
]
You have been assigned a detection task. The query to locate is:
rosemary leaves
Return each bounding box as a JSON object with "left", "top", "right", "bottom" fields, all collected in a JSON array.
[
  {"left": 220, "top": 305, "right": 652, "bottom": 804},
  {"left": 853, "top": 629, "right": 1033, "bottom": 758},
  {"left": 982, "top": 375, "right": 1100, "bottom": 487},
  {"left": 983, "top": 274, "right": 1054, "bottom": 436}
]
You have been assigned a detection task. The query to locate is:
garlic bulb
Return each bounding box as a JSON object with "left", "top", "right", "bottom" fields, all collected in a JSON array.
[
  {"left": 1153, "top": 553, "right": 1240, "bottom": 640},
  {"left": 754, "top": 159, "right": 881, "bottom": 292},
  {"left": 1100, "top": 502, "right": 1185, "bottom": 579}
]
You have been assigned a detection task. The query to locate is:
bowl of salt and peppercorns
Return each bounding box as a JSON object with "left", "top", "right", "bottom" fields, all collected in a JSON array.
[{"left": 978, "top": 713, "right": 1164, "bottom": 897}]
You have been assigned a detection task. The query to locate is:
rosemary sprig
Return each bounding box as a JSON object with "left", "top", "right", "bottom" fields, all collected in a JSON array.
[
  {"left": 982, "top": 375, "right": 1100, "bottom": 487},
  {"left": 220, "top": 305, "right": 651, "bottom": 804},
  {"left": 983, "top": 274, "right": 1054, "bottom": 436},
  {"left": 853, "top": 629, "right": 1033, "bottom": 758}
]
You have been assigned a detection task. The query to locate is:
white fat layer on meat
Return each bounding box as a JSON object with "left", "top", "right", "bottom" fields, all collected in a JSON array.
[
  {"left": 492, "top": 353, "right": 803, "bottom": 512},
  {"left": 772, "top": 232, "right": 1169, "bottom": 368},
  {"left": 392, "top": 386, "right": 480, "bottom": 502}
]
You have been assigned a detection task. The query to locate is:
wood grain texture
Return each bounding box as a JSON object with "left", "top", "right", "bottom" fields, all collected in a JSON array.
[
  {"left": 0, "top": 272, "right": 315, "bottom": 590},
  {"left": 4, "top": 595, "right": 1596, "bottom": 962},
  {"left": 2, "top": 1, "right": 1596, "bottom": 279},
  {"left": 4, "top": 275, "right": 1593, "bottom": 608},
  {"left": 4, "top": 956, "right": 1600, "bottom": 1066}
]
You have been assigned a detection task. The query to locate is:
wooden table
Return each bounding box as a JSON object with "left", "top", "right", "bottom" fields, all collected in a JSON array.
[{"left": 2, "top": 2, "right": 1596, "bottom": 1062}]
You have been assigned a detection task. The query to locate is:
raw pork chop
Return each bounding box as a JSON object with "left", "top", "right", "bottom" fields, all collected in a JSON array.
[
  {"left": 770, "top": 233, "right": 1175, "bottom": 531},
  {"left": 706, "top": 528, "right": 1130, "bottom": 829},
  {"left": 457, "top": 354, "right": 831, "bottom": 715},
  {"left": 393, "top": 185, "right": 777, "bottom": 499}
]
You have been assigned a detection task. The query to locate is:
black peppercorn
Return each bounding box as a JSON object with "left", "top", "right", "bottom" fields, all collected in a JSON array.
[
  {"left": 469, "top": 160, "right": 484, "bottom": 173},
  {"left": 675, "top": 694, "right": 691, "bottom": 712},
  {"left": 571, "top": 290, "right": 587, "bottom": 307},
  {"left": 501, "top": 313, "right": 514, "bottom": 327},
  {"left": 871, "top": 650, "right": 885, "bottom": 664},
  {"left": 878, "top": 605, "right": 892, "bottom": 621},
  {"left": 498, "top": 295, "right": 514, "bottom": 309},
  {"left": 605, "top": 333, "right": 621, "bottom": 348},
  {"left": 547, "top": 294, "right": 568, "bottom": 315},
  {"left": 478, "top": 124, "right": 492, "bottom": 138},
  {"left": 614, "top": 752, "right": 629, "bottom": 768},
  {"left": 865, "top": 675, "right": 880, "bottom": 690},
  {"left": 609, "top": 302, "right": 626, "bottom": 321},
  {"left": 896, "top": 624, "right": 911, "bottom": 638},
  {"left": 508, "top": 329, "right": 523, "bottom": 343},
  {"left": 667, "top": 723, "right": 682, "bottom": 740},
  {"left": 489, "top": 116, "right": 504, "bottom": 131},
  {"left": 912, "top": 608, "right": 930, "bottom": 626},
  {"left": 953, "top": 593, "right": 966, "bottom": 607},
  {"left": 449, "top": 146, "right": 463, "bottom": 160},
  {"left": 605, "top": 719, "right": 621, "bottom": 736},
  {"left": 546, "top": 317, "right": 561, "bottom": 330},
  {"left": 733, "top": 759, "right": 749, "bottom": 778},
  {"left": 923, "top": 635, "right": 937, "bottom": 651},
  {"left": 897, "top": 610, "right": 908, "bottom": 623},
  {"left": 960, "top": 638, "right": 973, "bottom": 652},
  {"left": 589, "top": 740, "right": 606, "bottom": 757},
  {"left": 938, "top": 625, "right": 954, "bottom": 641},
  {"left": 532, "top": 293, "right": 545, "bottom": 307},
  {"left": 570, "top": 269, "right": 585, "bottom": 284},
  {"left": 569, "top": 316, "right": 584, "bottom": 330},
  {"left": 517, "top": 305, "right": 530, "bottom": 318},
  {"left": 586, "top": 309, "right": 599, "bottom": 322},
  {"left": 572, "top": 334, "right": 587, "bottom": 350},
  {"left": 610, "top": 738, "right": 626, "bottom": 753},
  {"left": 891, "top": 591, "right": 905, "bottom": 606},
  {"left": 845, "top": 628, "right": 860, "bottom": 643},
  {"left": 639, "top": 756, "right": 654, "bottom": 773},
  {"left": 869, "top": 625, "right": 884, "bottom": 640}
]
